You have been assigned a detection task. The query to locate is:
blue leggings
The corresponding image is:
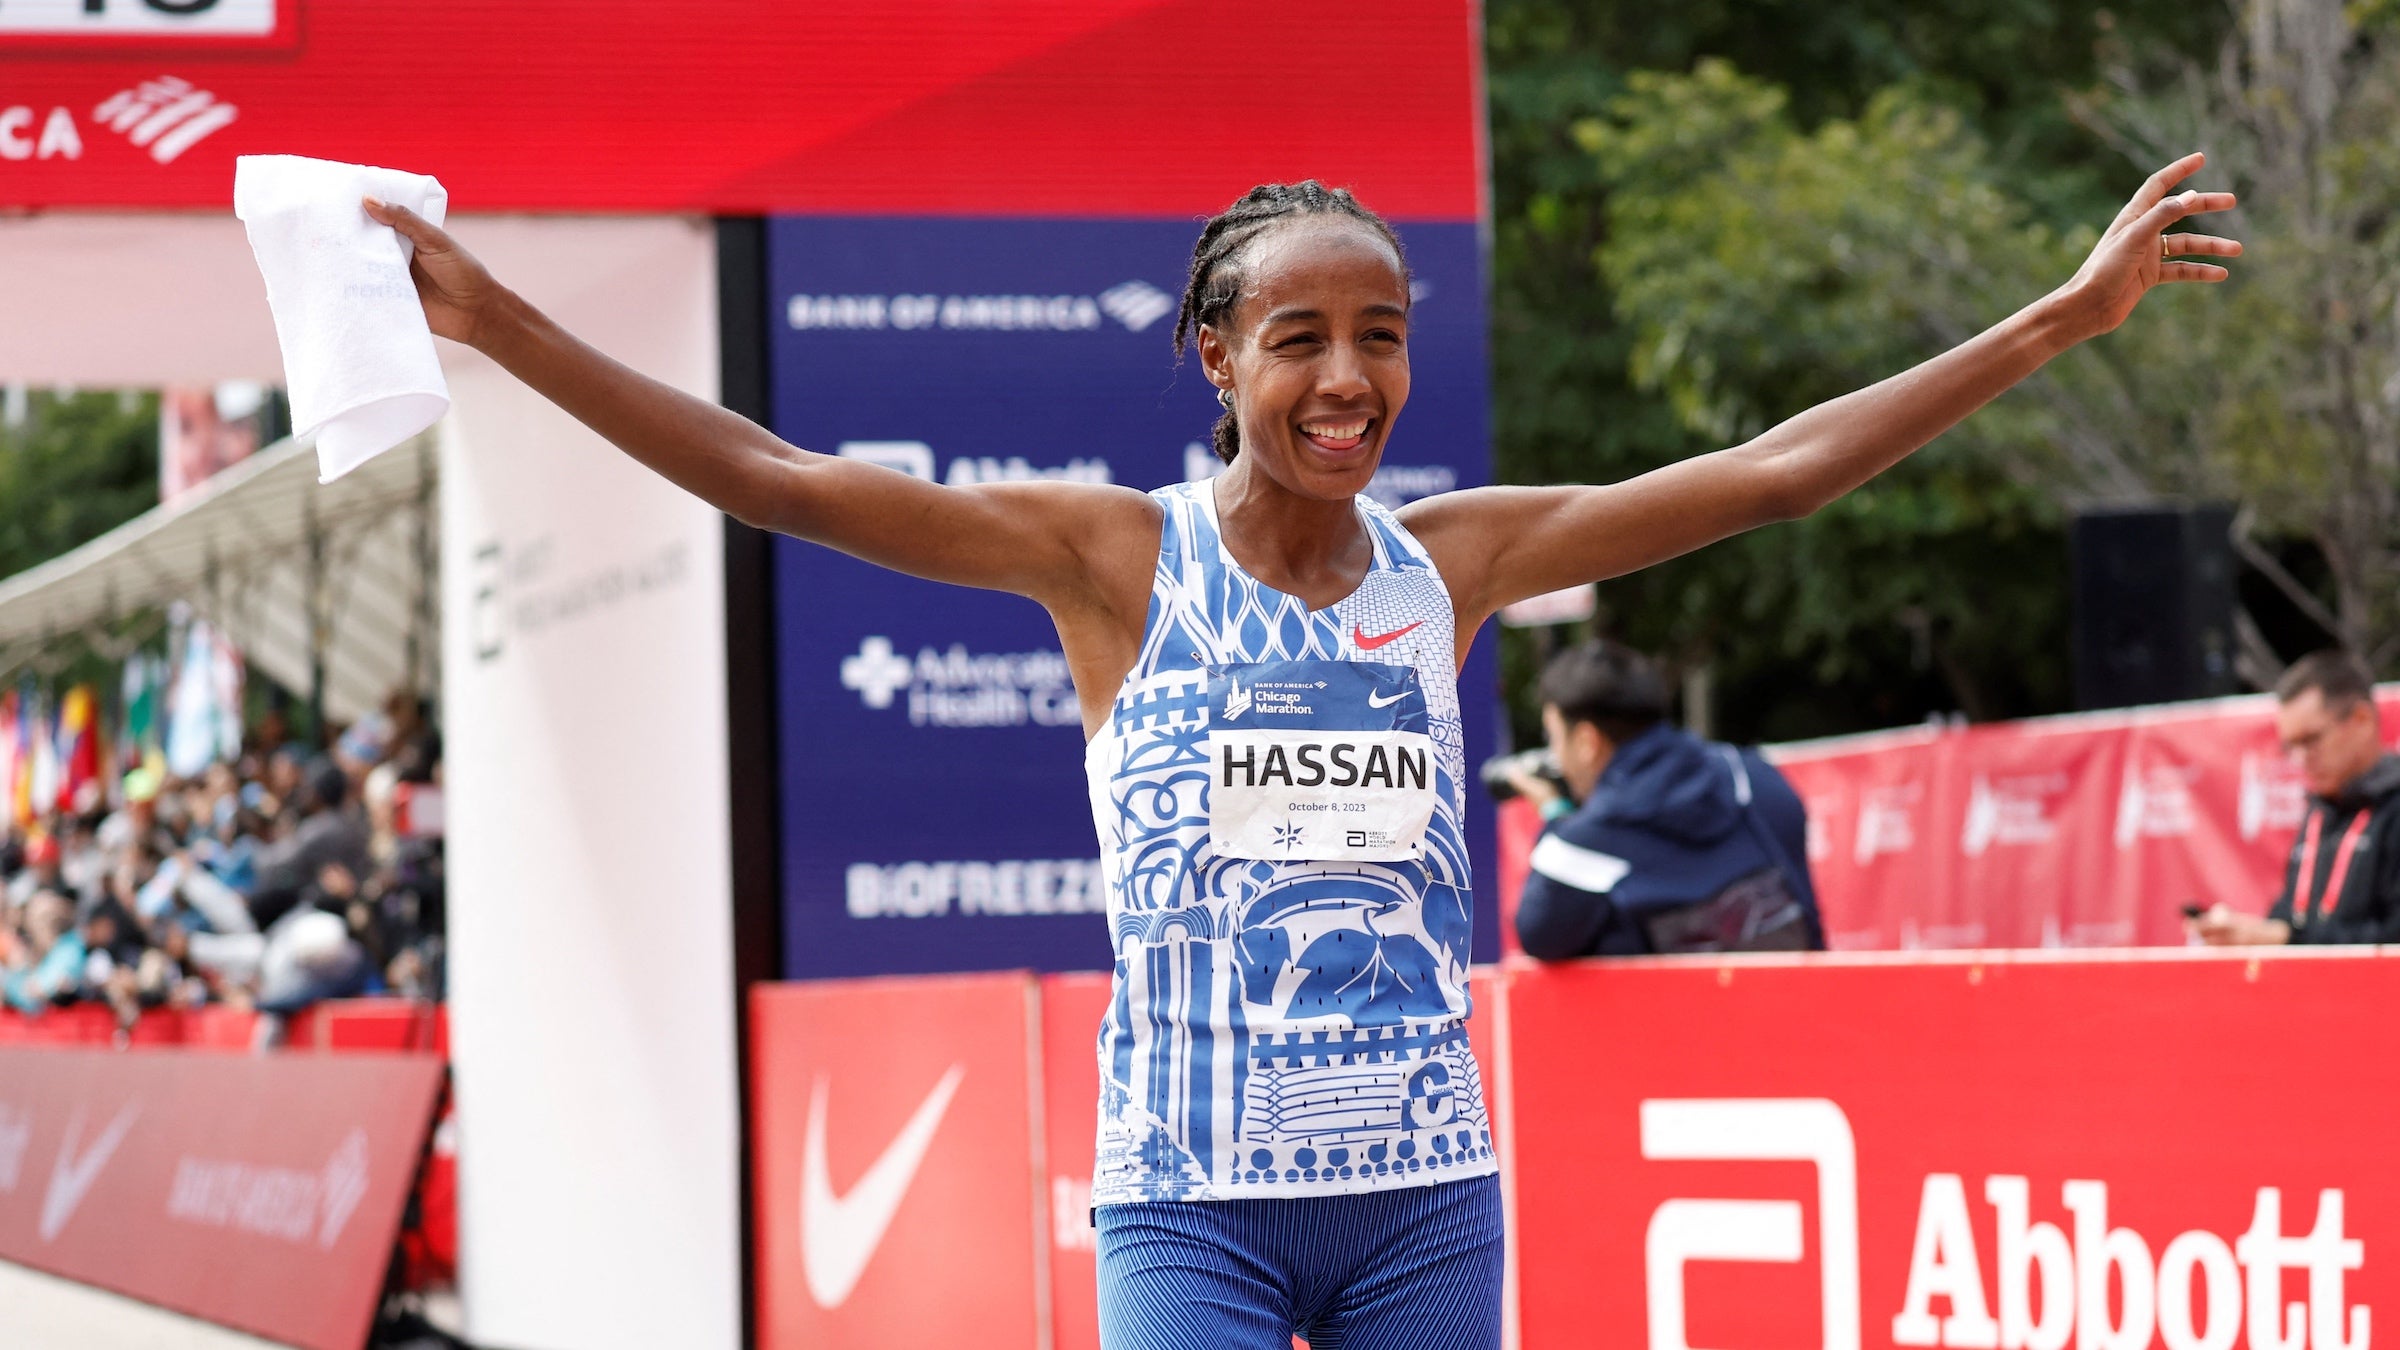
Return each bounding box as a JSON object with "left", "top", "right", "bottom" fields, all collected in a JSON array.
[{"left": 1094, "top": 1175, "right": 1504, "bottom": 1350}]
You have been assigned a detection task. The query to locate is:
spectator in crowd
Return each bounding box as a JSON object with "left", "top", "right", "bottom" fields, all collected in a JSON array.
[
  {"left": 1510, "top": 640, "right": 1821, "bottom": 958},
  {"left": 6, "top": 831, "right": 62, "bottom": 908},
  {"left": 4, "top": 891, "right": 82, "bottom": 1013},
  {"left": 244, "top": 757, "right": 371, "bottom": 930},
  {"left": 0, "top": 683, "right": 445, "bottom": 1042},
  {"left": 2195, "top": 649, "right": 2400, "bottom": 945}
]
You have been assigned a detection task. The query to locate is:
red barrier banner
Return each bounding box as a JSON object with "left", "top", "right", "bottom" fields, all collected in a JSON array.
[
  {"left": 0, "top": 0, "right": 1482, "bottom": 219},
  {"left": 1507, "top": 950, "right": 2400, "bottom": 1350},
  {"left": 1495, "top": 797, "right": 1542, "bottom": 959},
  {"left": 0, "top": 1047, "right": 442, "bottom": 1350},
  {"left": 751, "top": 974, "right": 1046, "bottom": 1350},
  {"left": 1042, "top": 972, "right": 1112, "bottom": 1350},
  {"left": 2103, "top": 704, "right": 2316, "bottom": 945},
  {"left": 1948, "top": 719, "right": 2128, "bottom": 949},
  {"left": 1774, "top": 727, "right": 1949, "bottom": 950},
  {"left": 0, "top": 997, "right": 448, "bottom": 1054},
  {"left": 1682, "top": 690, "right": 2400, "bottom": 951}
]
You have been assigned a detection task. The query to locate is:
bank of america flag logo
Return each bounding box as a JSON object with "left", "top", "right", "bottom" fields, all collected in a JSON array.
[
  {"left": 94, "top": 77, "right": 237, "bottom": 164},
  {"left": 1098, "top": 281, "right": 1173, "bottom": 333}
]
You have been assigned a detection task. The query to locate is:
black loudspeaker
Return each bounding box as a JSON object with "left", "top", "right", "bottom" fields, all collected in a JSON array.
[{"left": 2071, "top": 505, "right": 2239, "bottom": 710}]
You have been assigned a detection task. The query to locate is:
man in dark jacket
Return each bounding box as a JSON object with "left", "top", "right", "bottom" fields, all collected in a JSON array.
[
  {"left": 1511, "top": 640, "right": 1821, "bottom": 959},
  {"left": 2197, "top": 649, "right": 2400, "bottom": 945},
  {"left": 244, "top": 758, "right": 372, "bottom": 930}
]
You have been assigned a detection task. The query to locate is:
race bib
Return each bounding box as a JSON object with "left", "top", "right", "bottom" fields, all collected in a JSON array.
[{"left": 1207, "top": 660, "right": 1437, "bottom": 863}]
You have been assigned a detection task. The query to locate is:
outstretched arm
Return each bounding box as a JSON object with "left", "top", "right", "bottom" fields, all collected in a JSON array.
[
  {"left": 1410, "top": 153, "right": 2241, "bottom": 632},
  {"left": 361, "top": 199, "right": 1155, "bottom": 612}
]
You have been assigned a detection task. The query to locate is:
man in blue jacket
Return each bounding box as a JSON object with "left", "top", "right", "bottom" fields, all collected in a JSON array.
[{"left": 1508, "top": 640, "right": 1821, "bottom": 959}]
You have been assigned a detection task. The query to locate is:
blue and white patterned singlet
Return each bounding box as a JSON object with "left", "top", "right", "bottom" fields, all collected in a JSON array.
[{"left": 1084, "top": 480, "right": 1496, "bottom": 1205}]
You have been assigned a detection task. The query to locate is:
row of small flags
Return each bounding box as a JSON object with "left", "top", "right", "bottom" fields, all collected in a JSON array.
[
  {"left": 0, "top": 617, "right": 245, "bottom": 829},
  {"left": 1, "top": 683, "right": 106, "bottom": 828}
]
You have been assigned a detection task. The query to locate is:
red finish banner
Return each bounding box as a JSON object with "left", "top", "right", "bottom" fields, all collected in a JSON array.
[
  {"left": 1508, "top": 950, "right": 2400, "bottom": 1350},
  {"left": 751, "top": 974, "right": 1047, "bottom": 1350},
  {"left": 0, "top": 1046, "right": 443, "bottom": 1350},
  {"left": 0, "top": 0, "right": 1483, "bottom": 219}
]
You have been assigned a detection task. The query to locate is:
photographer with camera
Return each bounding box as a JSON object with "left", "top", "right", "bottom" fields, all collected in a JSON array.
[{"left": 1504, "top": 640, "right": 1821, "bottom": 959}]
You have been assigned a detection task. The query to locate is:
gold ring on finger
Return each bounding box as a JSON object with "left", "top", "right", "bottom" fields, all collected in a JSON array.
[{"left": 2161, "top": 236, "right": 2174, "bottom": 260}]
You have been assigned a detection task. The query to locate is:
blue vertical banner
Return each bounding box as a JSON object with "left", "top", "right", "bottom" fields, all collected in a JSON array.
[{"left": 767, "top": 217, "right": 1494, "bottom": 978}]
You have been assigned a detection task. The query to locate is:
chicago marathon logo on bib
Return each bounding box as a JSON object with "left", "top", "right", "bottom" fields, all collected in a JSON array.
[{"left": 1207, "top": 660, "right": 1437, "bottom": 863}]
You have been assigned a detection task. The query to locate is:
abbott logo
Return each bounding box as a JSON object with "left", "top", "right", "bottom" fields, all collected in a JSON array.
[
  {"left": 1642, "top": 1098, "right": 1861, "bottom": 1350},
  {"left": 1891, "top": 1176, "right": 2366, "bottom": 1350}
]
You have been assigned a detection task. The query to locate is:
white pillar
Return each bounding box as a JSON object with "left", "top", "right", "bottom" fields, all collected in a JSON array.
[{"left": 439, "top": 216, "right": 739, "bottom": 1350}]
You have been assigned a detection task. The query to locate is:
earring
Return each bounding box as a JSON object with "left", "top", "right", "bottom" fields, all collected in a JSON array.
[{"left": 1217, "top": 388, "right": 1234, "bottom": 411}]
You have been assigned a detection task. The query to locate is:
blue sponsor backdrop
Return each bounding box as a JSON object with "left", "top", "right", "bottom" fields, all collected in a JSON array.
[{"left": 766, "top": 217, "right": 1495, "bottom": 978}]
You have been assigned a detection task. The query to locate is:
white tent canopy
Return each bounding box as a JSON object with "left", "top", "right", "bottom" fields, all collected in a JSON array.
[{"left": 0, "top": 431, "right": 438, "bottom": 725}]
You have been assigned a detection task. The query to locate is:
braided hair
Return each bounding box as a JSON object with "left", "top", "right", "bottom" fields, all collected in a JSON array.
[{"left": 1172, "top": 181, "right": 1411, "bottom": 464}]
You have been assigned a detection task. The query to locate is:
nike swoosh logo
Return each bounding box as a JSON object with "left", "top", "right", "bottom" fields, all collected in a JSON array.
[
  {"left": 41, "top": 1103, "right": 139, "bottom": 1242},
  {"left": 800, "top": 1064, "right": 965, "bottom": 1310},
  {"left": 1354, "top": 621, "right": 1424, "bottom": 651},
  {"left": 1366, "top": 689, "right": 1411, "bottom": 709}
]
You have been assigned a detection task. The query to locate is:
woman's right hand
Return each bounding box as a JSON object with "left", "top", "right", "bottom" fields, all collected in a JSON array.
[{"left": 362, "top": 197, "right": 501, "bottom": 348}]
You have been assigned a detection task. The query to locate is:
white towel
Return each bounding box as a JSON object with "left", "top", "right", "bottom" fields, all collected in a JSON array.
[{"left": 233, "top": 154, "right": 451, "bottom": 482}]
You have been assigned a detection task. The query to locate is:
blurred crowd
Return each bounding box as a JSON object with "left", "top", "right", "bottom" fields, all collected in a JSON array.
[{"left": 0, "top": 694, "right": 444, "bottom": 1042}]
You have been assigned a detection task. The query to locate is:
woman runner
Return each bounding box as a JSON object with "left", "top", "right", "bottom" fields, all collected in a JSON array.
[{"left": 366, "top": 155, "right": 2235, "bottom": 1349}]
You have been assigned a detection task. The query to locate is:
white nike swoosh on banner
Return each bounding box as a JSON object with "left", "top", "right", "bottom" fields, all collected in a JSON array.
[
  {"left": 1366, "top": 689, "right": 1410, "bottom": 709},
  {"left": 40, "top": 1103, "right": 140, "bottom": 1242},
  {"left": 800, "top": 1064, "right": 965, "bottom": 1310}
]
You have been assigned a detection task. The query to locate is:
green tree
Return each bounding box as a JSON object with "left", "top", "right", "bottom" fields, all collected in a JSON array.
[
  {"left": 0, "top": 390, "right": 159, "bottom": 580},
  {"left": 2073, "top": 0, "right": 2400, "bottom": 672},
  {"left": 1486, "top": 0, "right": 2232, "bottom": 742},
  {"left": 0, "top": 389, "right": 162, "bottom": 702}
]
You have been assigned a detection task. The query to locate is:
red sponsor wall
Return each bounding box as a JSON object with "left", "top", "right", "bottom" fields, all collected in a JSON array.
[
  {"left": 1495, "top": 691, "right": 2400, "bottom": 954},
  {"left": 0, "top": 1046, "right": 443, "bottom": 1350},
  {"left": 753, "top": 952, "right": 2398, "bottom": 1347},
  {"left": 1510, "top": 951, "right": 2398, "bottom": 1350},
  {"left": 750, "top": 976, "right": 1046, "bottom": 1350}
]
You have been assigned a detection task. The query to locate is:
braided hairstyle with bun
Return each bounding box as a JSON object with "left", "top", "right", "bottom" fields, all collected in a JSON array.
[{"left": 1172, "top": 181, "right": 1411, "bottom": 464}]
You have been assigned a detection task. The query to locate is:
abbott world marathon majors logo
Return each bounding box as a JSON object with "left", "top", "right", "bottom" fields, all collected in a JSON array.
[
  {"left": 1642, "top": 1098, "right": 2369, "bottom": 1350},
  {"left": 841, "top": 634, "right": 1078, "bottom": 730}
]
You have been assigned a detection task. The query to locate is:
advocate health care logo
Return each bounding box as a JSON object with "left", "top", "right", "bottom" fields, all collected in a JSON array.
[{"left": 841, "top": 635, "right": 1077, "bottom": 730}]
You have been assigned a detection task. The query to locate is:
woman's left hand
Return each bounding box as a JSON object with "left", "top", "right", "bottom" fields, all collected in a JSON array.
[{"left": 2055, "top": 151, "right": 2241, "bottom": 340}]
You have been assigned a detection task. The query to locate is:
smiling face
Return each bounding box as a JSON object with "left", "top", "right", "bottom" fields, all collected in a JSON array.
[{"left": 1196, "top": 218, "right": 1411, "bottom": 500}]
